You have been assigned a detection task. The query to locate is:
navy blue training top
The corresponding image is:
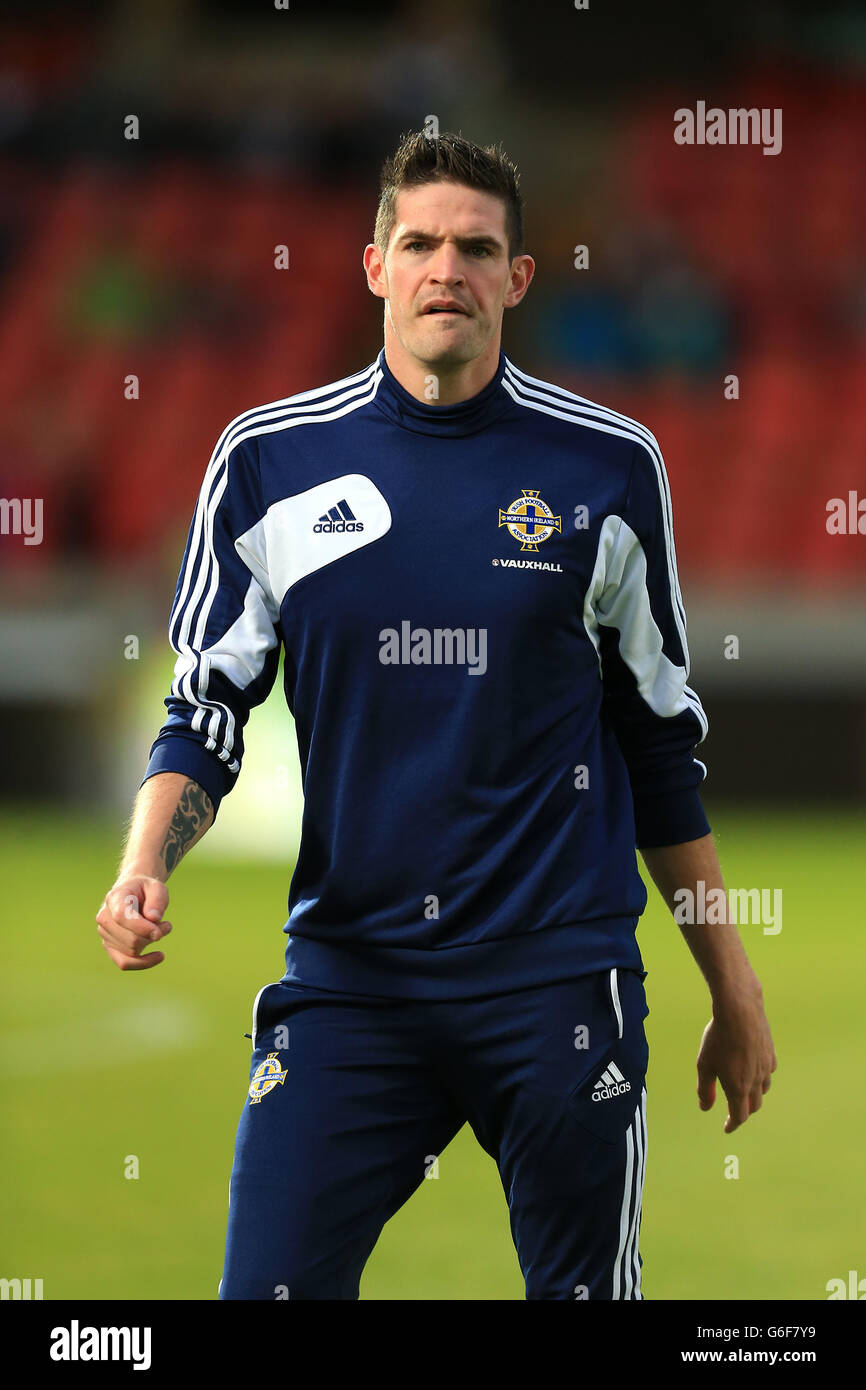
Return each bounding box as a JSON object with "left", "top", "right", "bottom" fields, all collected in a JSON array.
[{"left": 142, "top": 347, "right": 710, "bottom": 1000}]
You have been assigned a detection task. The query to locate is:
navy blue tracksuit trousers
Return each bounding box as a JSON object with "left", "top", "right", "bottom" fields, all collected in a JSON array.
[{"left": 219, "top": 966, "right": 650, "bottom": 1300}]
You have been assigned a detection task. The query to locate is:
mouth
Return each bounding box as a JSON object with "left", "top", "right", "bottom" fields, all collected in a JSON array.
[{"left": 422, "top": 303, "right": 470, "bottom": 317}]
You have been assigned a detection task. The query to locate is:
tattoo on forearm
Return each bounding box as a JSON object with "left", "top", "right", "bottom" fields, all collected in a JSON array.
[{"left": 161, "top": 781, "right": 213, "bottom": 875}]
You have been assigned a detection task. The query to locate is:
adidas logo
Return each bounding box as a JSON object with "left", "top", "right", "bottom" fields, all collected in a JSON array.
[
  {"left": 313, "top": 499, "right": 364, "bottom": 533},
  {"left": 591, "top": 1061, "right": 631, "bottom": 1102}
]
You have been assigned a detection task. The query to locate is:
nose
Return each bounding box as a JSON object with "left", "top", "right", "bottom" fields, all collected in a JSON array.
[{"left": 428, "top": 242, "right": 466, "bottom": 284}]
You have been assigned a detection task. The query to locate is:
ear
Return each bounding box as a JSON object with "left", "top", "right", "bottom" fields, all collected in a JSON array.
[
  {"left": 363, "top": 243, "right": 388, "bottom": 300},
  {"left": 503, "top": 254, "right": 535, "bottom": 310}
]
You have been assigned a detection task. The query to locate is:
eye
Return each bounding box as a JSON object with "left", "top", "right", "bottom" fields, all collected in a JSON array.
[
  {"left": 468, "top": 245, "right": 490, "bottom": 256},
  {"left": 406, "top": 240, "right": 427, "bottom": 252}
]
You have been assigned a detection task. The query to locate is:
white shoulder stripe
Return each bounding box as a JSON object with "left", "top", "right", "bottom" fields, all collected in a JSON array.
[
  {"left": 168, "top": 364, "right": 383, "bottom": 764},
  {"left": 503, "top": 357, "right": 661, "bottom": 454},
  {"left": 501, "top": 363, "right": 694, "bottom": 680},
  {"left": 501, "top": 364, "right": 682, "bottom": 622},
  {"left": 221, "top": 368, "right": 383, "bottom": 461},
  {"left": 170, "top": 360, "right": 380, "bottom": 655},
  {"left": 502, "top": 360, "right": 677, "bottom": 579},
  {"left": 212, "top": 359, "right": 380, "bottom": 469}
]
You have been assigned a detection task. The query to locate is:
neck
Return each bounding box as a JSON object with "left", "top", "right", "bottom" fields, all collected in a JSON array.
[
  {"left": 382, "top": 324, "right": 502, "bottom": 404},
  {"left": 372, "top": 343, "right": 511, "bottom": 439}
]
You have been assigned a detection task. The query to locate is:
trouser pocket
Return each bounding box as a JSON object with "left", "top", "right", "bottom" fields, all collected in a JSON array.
[{"left": 565, "top": 968, "right": 649, "bottom": 1143}]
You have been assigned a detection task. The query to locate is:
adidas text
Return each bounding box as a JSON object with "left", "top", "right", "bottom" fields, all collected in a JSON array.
[
  {"left": 592, "top": 1080, "right": 632, "bottom": 1102},
  {"left": 313, "top": 519, "right": 364, "bottom": 533}
]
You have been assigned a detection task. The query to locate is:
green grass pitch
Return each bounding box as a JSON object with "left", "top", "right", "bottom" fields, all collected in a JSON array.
[{"left": 1, "top": 805, "right": 862, "bottom": 1299}]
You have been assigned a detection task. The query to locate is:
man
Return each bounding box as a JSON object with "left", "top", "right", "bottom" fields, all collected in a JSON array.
[{"left": 96, "top": 131, "right": 776, "bottom": 1300}]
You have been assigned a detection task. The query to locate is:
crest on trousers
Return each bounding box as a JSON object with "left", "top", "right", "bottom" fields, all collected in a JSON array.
[
  {"left": 498, "top": 489, "right": 562, "bottom": 552},
  {"left": 248, "top": 1052, "right": 286, "bottom": 1104}
]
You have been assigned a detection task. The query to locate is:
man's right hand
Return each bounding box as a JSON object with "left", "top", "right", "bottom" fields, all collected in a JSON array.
[{"left": 96, "top": 877, "right": 172, "bottom": 971}]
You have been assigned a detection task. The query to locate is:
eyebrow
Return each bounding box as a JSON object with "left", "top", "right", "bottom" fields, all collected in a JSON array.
[{"left": 396, "top": 230, "right": 505, "bottom": 252}]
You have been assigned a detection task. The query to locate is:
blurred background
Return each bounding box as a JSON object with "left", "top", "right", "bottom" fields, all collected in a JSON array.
[{"left": 1, "top": 0, "right": 864, "bottom": 1301}]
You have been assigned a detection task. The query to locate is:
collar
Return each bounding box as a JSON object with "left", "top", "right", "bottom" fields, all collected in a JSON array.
[{"left": 371, "top": 346, "right": 513, "bottom": 437}]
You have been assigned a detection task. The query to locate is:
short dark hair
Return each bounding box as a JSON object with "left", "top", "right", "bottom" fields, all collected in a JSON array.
[{"left": 374, "top": 130, "right": 524, "bottom": 262}]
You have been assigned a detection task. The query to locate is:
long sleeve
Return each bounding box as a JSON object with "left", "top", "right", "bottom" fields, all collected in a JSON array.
[
  {"left": 591, "top": 437, "right": 710, "bottom": 848},
  {"left": 141, "top": 430, "right": 282, "bottom": 819}
]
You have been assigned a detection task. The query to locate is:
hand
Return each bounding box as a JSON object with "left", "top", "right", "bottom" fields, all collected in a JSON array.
[
  {"left": 696, "top": 981, "right": 777, "bottom": 1132},
  {"left": 95, "top": 876, "right": 172, "bottom": 971}
]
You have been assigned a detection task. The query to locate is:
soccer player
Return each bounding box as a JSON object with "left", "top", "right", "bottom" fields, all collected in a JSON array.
[{"left": 96, "top": 131, "right": 777, "bottom": 1300}]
